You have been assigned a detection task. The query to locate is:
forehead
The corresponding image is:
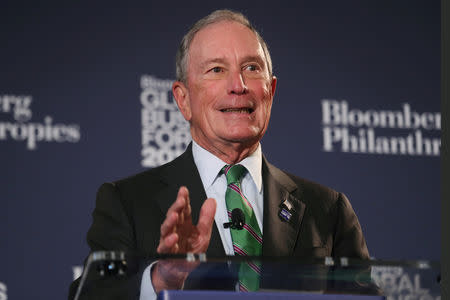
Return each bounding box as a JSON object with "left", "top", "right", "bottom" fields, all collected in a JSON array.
[{"left": 188, "top": 20, "right": 265, "bottom": 64}]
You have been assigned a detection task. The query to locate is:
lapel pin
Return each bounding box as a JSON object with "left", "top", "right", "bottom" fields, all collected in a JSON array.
[
  {"left": 279, "top": 207, "right": 292, "bottom": 222},
  {"left": 279, "top": 196, "right": 294, "bottom": 222},
  {"left": 282, "top": 199, "right": 293, "bottom": 211}
]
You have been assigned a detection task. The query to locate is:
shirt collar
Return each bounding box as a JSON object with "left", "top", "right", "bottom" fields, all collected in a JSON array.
[{"left": 192, "top": 140, "right": 263, "bottom": 192}]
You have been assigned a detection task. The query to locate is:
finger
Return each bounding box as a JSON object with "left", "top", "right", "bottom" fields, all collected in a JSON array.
[
  {"left": 181, "top": 187, "right": 192, "bottom": 221},
  {"left": 158, "top": 187, "right": 192, "bottom": 253},
  {"left": 157, "top": 232, "right": 179, "bottom": 253},
  {"left": 196, "top": 198, "right": 217, "bottom": 236},
  {"left": 160, "top": 211, "right": 179, "bottom": 237},
  {"left": 167, "top": 186, "right": 189, "bottom": 217},
  {"left": 162, "top": 187, "right": 189, "bottom": 235}
]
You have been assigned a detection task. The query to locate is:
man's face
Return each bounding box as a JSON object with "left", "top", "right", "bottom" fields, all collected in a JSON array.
[{"left": 173, "top": 21, "right": 277, "bottom": 156}]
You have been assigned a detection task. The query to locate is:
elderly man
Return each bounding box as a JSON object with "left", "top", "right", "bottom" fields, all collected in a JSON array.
[{"left": 71, "top": 9, "right": 369, "bottom": 300}]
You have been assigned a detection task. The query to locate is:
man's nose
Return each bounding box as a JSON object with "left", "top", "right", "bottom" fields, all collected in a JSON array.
[{"left": 227, "top": 71, "right": 248, "bottom": 95}]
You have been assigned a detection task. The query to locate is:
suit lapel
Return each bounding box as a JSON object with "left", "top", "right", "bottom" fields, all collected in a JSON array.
[
  {"left": 262, "top": 157, "right": 305, "bottom": 257},
  {"left": 155, "top": 146, "right": 304, "bottom": 257},
  {"left": 157, "top": 144, "right": 226, "bottom": 257}
]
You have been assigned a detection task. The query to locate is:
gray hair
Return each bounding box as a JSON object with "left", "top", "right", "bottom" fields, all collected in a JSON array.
[{"left": 175, "top": 9, "right": 273, "bottom": 83}]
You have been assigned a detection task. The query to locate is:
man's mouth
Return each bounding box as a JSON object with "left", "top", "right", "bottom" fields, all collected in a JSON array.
[{"left": 220, "top": 108, "right": 254, "bottom": 113}]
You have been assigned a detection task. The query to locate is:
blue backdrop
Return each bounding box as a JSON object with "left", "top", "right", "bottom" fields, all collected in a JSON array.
[{"left": 0, "top": 1, "right": 440, "bottom": 299}]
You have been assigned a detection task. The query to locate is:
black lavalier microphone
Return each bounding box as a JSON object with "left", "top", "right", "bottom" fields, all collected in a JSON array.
[{"left": 223, "top": 208, "right": 245, "bottom": 230}]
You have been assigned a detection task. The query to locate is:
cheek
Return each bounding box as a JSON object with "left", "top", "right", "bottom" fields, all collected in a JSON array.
[
  {"left": 190, "top": 89, "right": 217, "bottom": 121},
  {"left": 256, "top": 83, "right": 272, "bottom": 109},
  {"left": 199, "top": 84, "right": 223, "bottom": 110},
  {"left": 251, "top": 80, "right": 271, "bottom": 97},
  {"left": 258, "top": 84, "right": 273, "bottom": 124}
]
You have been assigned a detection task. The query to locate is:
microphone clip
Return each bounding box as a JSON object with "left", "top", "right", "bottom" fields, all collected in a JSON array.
[{"left": 223, "top": 208, "right": 245, "bottom": 230}]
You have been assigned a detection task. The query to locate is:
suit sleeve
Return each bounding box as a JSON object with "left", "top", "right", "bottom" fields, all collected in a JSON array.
[
  {"left": 331, "top": 193, "right": 370, "bottom": 259},
  {"left": 68, "top": 183, "right": 142, "bottom": 300},
  {"left": 326, "top": 194, "right": 382, "bottom": 295},
  {"left": 86, "top": 182, "right": 136, "bottom": 251}
]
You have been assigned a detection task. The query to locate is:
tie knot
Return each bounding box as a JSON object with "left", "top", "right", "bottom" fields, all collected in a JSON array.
[{"left": 223, "top": 164, "right": 247, "bottom": 185}]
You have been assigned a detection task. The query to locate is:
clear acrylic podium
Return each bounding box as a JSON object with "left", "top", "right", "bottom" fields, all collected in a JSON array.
[{"left": 73, "top": 251, "right": 440, "bottom": 300}]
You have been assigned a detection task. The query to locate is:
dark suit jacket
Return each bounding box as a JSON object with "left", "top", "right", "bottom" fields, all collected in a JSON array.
[{"left": 70, "top": 144, "right": 369, "bottom": 298}]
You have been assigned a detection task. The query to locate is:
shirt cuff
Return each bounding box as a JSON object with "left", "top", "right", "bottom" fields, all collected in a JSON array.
[{"left": 139, "top": 261, "right": 158, "bottom": 300}]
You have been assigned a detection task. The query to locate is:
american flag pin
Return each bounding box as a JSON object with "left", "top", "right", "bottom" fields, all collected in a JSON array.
[{"left": 279, "top": 208, "right": 292, "bottom": 222}]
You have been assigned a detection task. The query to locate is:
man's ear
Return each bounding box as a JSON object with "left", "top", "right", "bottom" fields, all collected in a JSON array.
[
  {"left": 270, "top": 76, "right": 277, "bottom": 97},
  {"left": 172, "top": 81, "right": 192, "bottom": 121}
]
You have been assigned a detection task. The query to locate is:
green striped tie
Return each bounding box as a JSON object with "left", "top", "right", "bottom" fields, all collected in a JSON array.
[{"left": 223, "top": 164, "right": 262, "bottom": 291}]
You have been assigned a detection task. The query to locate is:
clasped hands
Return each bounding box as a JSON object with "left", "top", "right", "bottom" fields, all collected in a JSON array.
[{"left": 151, "top": 186, "right": 217, "bottom": 293}]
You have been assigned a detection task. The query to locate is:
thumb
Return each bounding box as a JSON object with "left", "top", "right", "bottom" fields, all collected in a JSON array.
[{"left": 197, "top": 198, "right": 216, "bottom": 236}]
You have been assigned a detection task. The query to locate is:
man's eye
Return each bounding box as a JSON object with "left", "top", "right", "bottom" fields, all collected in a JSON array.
[
  {"left": 211, "top": 67, "right": 223, "bottom": 73},
  {"left": 245, "top": 64, "right": 259, "bottom": 72}
]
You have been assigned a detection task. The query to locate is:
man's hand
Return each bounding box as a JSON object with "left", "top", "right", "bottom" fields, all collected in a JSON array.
[{"left": 151, "top": 186, "right": 216, "bottom": 293}]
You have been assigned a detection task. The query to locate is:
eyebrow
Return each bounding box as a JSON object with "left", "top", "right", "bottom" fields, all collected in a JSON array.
[
  {"left": 201, "top": 58, "right": 227, "bottom": 68},
  {"left": 200, "top": 55, "right": 266, "bottom": 69},
  {"left": 240, "top": 55, "right": 266, "bottom": 67}
]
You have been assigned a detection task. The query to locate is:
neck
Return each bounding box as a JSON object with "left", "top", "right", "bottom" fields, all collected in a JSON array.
[{"left": 193, "top": 138, "right": 258, "bottom": 165}]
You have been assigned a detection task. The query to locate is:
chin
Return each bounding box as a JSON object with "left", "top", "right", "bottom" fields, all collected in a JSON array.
[
  {"left": 224, "top": 133, "right": 262, "bottom": 146},
  {"left": 217, "top": 125, "right": 265, "bottom": 144}
]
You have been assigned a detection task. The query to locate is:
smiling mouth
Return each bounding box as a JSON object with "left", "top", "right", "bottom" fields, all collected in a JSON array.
[{"left": 220, "top": 108, "right": 254, "bottom": 113}]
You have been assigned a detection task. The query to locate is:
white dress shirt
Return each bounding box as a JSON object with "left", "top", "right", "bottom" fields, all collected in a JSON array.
[
  {"left": 192, "top": 140, "right": 264, "bottom": 254},
  {"left": 140, "top": 140, "right": 264, "bottom": 299}
]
